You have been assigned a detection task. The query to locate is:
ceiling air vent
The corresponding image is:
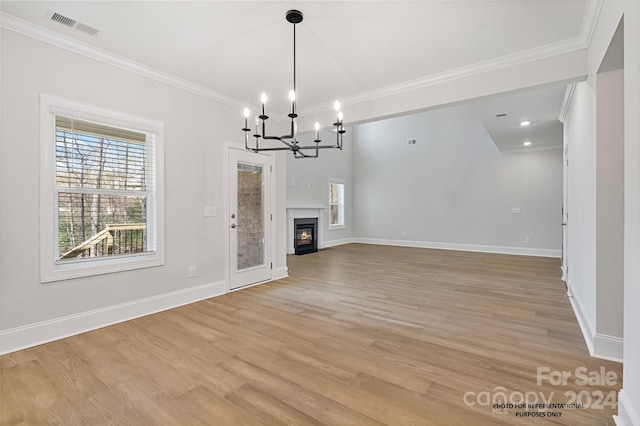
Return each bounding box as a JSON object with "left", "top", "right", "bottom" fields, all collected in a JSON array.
[{"left": 46, "top": 9, "right": 102, "bottom": 37}]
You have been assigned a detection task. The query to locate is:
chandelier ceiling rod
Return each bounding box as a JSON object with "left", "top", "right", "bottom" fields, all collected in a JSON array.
[
  {"left": 242, "top": 9, "right": 345, "bottom": 159},
  {"left": 292, "top": 11, "right": 296, "bottom": 104}
]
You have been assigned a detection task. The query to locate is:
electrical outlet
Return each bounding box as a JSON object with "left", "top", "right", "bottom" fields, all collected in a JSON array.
[
  {"left": 188, "top": 266, "right": 196, "bottom": 277},
  {"left": 512, "top": 207, "right": 521, "bottom": 214},
  {"left": 525, "top": 237, "right": 532, "bottom": 244}
]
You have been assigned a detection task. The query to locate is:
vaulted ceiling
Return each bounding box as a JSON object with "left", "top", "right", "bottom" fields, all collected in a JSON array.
[{"left": 1, "top": 1, "right": 592, "bottom": 150}]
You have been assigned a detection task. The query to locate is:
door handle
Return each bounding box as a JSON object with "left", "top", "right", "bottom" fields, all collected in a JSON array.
[{"left": 231, "top": 223, "right": 242, "bottom": 229}]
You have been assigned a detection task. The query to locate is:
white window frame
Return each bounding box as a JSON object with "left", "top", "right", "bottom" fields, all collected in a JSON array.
[
  {"left": 328, "top": 178, "right": 346, "bottom": 230},
  {"left": 40, "top": 94, "right": 165, "bottom": 283}
]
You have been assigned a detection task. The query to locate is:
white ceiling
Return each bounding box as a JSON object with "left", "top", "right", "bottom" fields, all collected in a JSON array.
[
  {"left": 1, "top": 1, "right": 584, "bottom": 150},
  {"left": 471, "top": 84, "right": 566, "bottom": 151}
]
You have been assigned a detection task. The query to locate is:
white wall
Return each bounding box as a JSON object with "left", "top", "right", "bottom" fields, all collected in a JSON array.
[
  {"left": 601, "top": 3, "right": 640, "bottom": 424},
  {"left": 286, "top": 130, "right": 353, "bottom": 247},
  {"left": 564, "top": 2, "right": 640, "bottom": 424},
  {"left": 564, "top": 81, "right": 598, "bottom": 350},
  {"left": 352, "top": 105, "right": 562, "bottom": 256},
  {"left": 564, "top": 74, "right": 625, "bottom": 360},
  {"left": 0, "top": 29, "right": 287, "bottom": 351}
]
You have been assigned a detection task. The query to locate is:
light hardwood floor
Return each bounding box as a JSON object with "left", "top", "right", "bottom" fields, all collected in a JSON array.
[{"left": 1, "top": 244, "right": 622, "bottom": 425}]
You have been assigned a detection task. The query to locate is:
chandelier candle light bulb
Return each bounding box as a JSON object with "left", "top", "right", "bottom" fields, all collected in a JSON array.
[
  {"left": 289, "top": 89, "right": 296, "bottom": 115},
  {"left": 242, "top": 108, "right": 250, "bottom": 130},
  {"left": 260, "top": 92, "right": 268, "bottom": 118},
  {"left": 241, "top": 9, "right": 345, "bottom": 158}
]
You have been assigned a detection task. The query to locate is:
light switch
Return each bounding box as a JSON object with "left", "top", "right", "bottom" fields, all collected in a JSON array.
[
  {"left": 204, "top": 206, "right": 217, "bottom": 217},
  {"left": 511, "top": 207, "right": 521, "bottom": 214}
]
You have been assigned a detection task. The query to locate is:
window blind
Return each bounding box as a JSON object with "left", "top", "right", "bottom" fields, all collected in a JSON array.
[
  {"left": 55, "top": 115, "right": 150, "bottom": 191},
  {"left": 56, "top": 115, "right": 145, "bottom": 142}
]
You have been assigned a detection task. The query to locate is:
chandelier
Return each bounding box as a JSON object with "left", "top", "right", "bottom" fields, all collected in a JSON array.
[{"left": 242, "top": 9, "right": 345, "bottom": 159}]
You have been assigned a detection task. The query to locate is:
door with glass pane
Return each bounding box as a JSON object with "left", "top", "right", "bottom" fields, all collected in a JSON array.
[{"left": 229, "top": 149, "right": 271, "bottom": 290}]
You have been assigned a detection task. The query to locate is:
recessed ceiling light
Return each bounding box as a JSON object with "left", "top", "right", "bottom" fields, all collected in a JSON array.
[
  {"left": 520, "top": 121, "right": 531, "bottom": 126},
  {"left": 523, "top": 141, "right": 532, "bottom": 146}
]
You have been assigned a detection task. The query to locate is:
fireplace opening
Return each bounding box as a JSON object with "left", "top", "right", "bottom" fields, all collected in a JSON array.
[{"left": 294, "top": 217, "right": 318, "bottom": 255}]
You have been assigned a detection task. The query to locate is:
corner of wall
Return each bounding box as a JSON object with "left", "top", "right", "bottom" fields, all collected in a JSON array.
[
  {"left": 272, "top": 266, "right": 289, "bottom": 281},
  {"left": 615, "top": 389, "right": 640, "bottom": 426},
  {"left": 567, "top": 284, "right": 596, "bottom": 354},
  {"left": 593, "top": 333, "right": 624, "bottom": 362}
]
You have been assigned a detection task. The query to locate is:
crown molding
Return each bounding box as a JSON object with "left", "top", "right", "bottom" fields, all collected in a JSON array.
[
  {"left": 559, "top": 82, "right": 577, "bottom": 123},
  {"left": 300, "top": 35, "right": 588, "bottom": 116},
  {"left": 3, "top": 2, "right": 602, "bottom": 118},
  {"left": 0, "top": 12, "right": 245, "bottom": 109},
  {"left": 580, "top": 0, "right": 604, "bottom": 47}
]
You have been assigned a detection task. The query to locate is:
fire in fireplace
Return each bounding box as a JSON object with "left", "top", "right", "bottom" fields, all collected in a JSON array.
[
  {"left": 294, "top": 217, "right": 318, "bottom": 255},
  {"left": 299, "top": 230, "right": 312, "bottom": 245}
]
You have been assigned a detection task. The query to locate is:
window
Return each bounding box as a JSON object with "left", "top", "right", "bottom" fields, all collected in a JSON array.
[
  {"left": 40, "top": 95, "right": 164, "bottom": 282},
  {"left": 329, "top": 180, "right": 345, "bottom": 229}
]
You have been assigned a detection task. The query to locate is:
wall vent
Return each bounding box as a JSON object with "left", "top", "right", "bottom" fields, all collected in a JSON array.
[
  {"left": 46, "top": 9, "right": 102, "bottom": 37},
  {"left": 407, "top": 138, "right": 417, "bottom": 146}
]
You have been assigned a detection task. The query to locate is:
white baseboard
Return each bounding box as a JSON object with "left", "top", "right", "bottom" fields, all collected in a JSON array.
[
  {"left": 352, "top": 238, "right": 562, "bottom": 258},
  {"left": 615, "top": 389, "right": 640, "bottom": 426},
  {"left": 566, "top": 285, "right": 623, "bottom": 363},
  {"left": 567, "top": 285, "right": 596, "bottom": 355},
  {"left": 594, "top": 333, "right": 624, "bottom": 363},
  {"left": 273, "top": 266, "right": 289, "bottom": 281},
  {"left": 0, "top": 280, "right": 226, "bottom": 355},
  {"left": 321, "top": 238, "right": 355, "bottom": 249}
]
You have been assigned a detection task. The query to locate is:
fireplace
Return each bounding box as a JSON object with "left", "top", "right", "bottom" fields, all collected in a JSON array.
[{"left": 294, "top": 218, "right": 318, "bottom": 255}]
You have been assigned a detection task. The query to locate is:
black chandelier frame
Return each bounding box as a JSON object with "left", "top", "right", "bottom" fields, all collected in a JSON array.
[{"left": 242, "top": 9, "right": 345, "bottom": 159}]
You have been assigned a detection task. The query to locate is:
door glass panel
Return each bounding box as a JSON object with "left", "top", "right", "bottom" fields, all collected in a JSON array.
[{"left": 237, "top": 163, "right": 264, "bottom": 270}]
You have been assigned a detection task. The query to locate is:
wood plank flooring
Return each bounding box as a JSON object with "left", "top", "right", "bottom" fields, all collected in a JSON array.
[{"left": 1, "top": 244, "right": 622, "bottom": 425}]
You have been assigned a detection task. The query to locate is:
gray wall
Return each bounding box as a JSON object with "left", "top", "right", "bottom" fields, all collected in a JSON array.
[
  {"left": 286, "top": 130, "right": 353, "bottom": 245},
  {"left": 0, "top": 30, "right": 288, "bottom": 332},
  {"left": 596, "top": 68, "right": 624, "bottom": 340},
  {"left": 287, "top": 104, "right": 563, "bottom": 255},
  {"left": 352, "top": 105, "right": 563, "bottom": 254}
]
